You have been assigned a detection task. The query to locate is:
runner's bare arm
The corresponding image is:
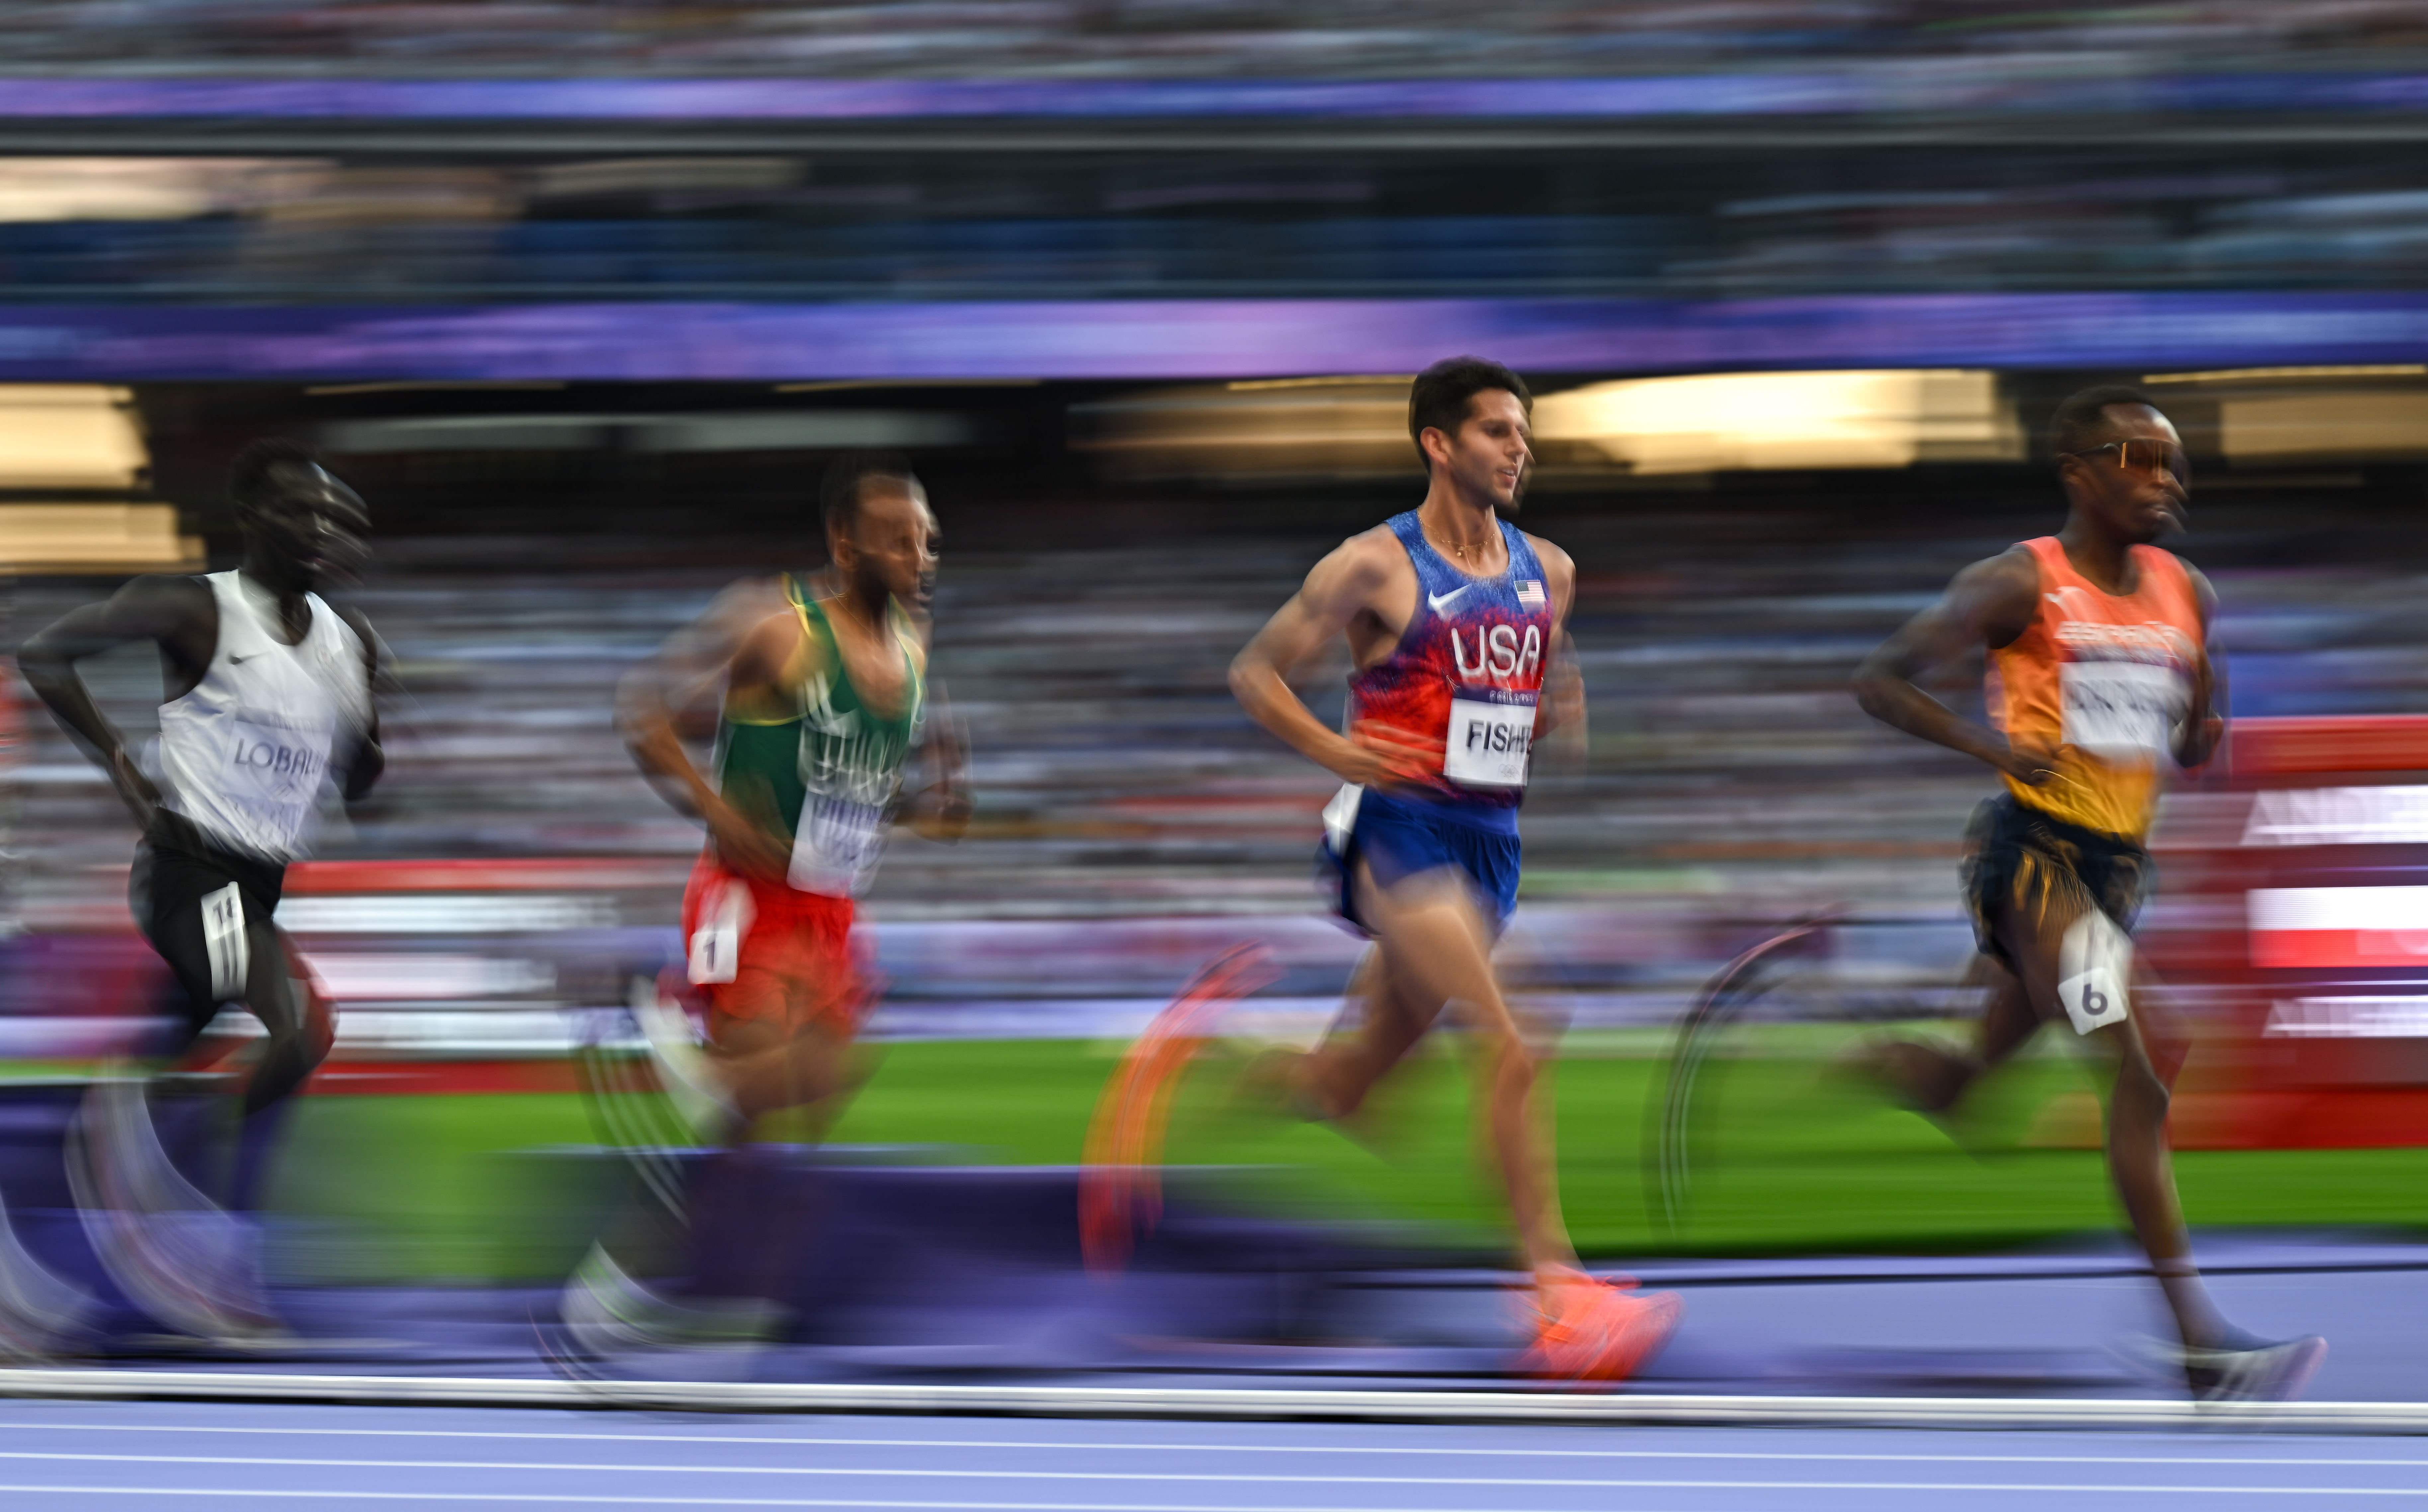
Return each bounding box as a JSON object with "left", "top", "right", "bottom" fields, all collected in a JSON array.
[
  {"left": 1853, "top": 546, "right": 2050, "bottom": 785},
  {"left": 1529, "top": 538, "right": 1586, "bottom": 764},
  {"left": 333, "top": 605, "right": 385, "bottom": 802},
  {"left": 1229, "top": 532, "right": 1432, "bottom": 790},
  {"left": 18, "top": 575, "right": 215, "bottom": 829},
  {"left": 618, "top": 580, "right": 799, "bottom": 881},
  {"left": 901, "top": 675, "right": 973, "bottom": 843},
  {"left": 616, "top": 578, "right": 788, "bottom": 818},
  {"left": 2177, "top": 561, "right": 2224, "bottom": 770}
]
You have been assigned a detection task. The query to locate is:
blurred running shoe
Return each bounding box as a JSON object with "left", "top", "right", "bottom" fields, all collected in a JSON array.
[
  {"left": 0, "top": 1190, "right": 95, "bottom": 1360},
  {"left": 629, "top": 974, "right": 741, "bottom": 1147},
  {"left": 558, "top": 1241, "right": 785, "bottom": 1355},
  {"left": 66, "top": 1072, "right": 284, "bottom": 1348},
  {"left": 1525, "top": 1267, "right": 1682, "bottom": 1385},
  {"left": 2128, "top": 1329, "right": 2329, "bottom": 1402},
  {"left": 1079, "top": 943, "right": 1278, "bottom": 1273}
]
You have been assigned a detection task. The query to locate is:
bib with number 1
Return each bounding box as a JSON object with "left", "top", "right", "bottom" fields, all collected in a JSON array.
[
  {"left": 2060, "top": 658, "right": 2187, "bottom": 761},
  {"left": 1443, "top": 690, "right": 1538, "bottom": 789}
]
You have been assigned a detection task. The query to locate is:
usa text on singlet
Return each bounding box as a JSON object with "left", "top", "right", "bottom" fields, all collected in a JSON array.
[
  {"left": 1986, "top": 535, "right": 2204, "bottom": 843},
  {"left": 714, "top": 575, "right": 925, "bottom": 897},
  {"left": 153, "top": 571, "right": 372, "bottom": 862},
  {"left": 1345, "top": 511, "right": 1555, "bottom": 808}
]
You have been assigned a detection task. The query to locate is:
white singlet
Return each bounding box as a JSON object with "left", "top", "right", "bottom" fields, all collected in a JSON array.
[{"left": 154, "top": 571, "right": 371, "bottom": 863}]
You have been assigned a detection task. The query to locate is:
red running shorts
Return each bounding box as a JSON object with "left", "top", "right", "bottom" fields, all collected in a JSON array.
[{"left": 679, "top": 852, "right": 865, "bottom": 1038}]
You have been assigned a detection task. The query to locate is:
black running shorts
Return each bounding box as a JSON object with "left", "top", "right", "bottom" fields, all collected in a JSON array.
[
  {"left": 129, "top": 825, "right": 290, "bottom": 1039},
  {"left": 1961, "top": 793, "right": 2151, "bottom": 969}
]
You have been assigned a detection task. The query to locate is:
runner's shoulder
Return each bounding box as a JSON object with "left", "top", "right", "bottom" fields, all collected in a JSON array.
[
  {"left": 1954, "top": 542, "right": 2043, "bottom": 604},
  {"left": 1323, "top": 524, "right": 1411, "bottom": 585},
  {"left": 111, "top": 571, "right": 215, "bottom": 614},
  {"left": 736, "top": 597, "right": 820, "bottom": 689},
  {"left": 1940, "top": 544, "right": 2044, "bottom": 644},
  {"left": 1518, "top": 531, "right": 1575, "bottom": 595},
  {"left": 1298, "top": 526, "right": 1412, "bottom": 618},
  {"left": 2153, "top": 550, "right": 2218, "bottom": 622},
  {"left": 78, "top": 571, "right": 216, "bottom": 645},
  {"left": 328, "top": 603, "right": 380, "bottom": 673}
]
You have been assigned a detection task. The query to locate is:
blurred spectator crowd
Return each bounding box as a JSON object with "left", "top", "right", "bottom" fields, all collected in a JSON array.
[
  {"left": 11, "top": 153, "right": 2428, "bottom": 299},
  {"left": 18, "top": 477, "right": 2428, "bottom": 929},
  {"left": 2, "top": 1, "right": 2426, "bottom": 76}
]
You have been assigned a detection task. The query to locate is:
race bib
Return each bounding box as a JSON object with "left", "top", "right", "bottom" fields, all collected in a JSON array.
[
  {"left": 1442, "top": 693, "right": 1536, "bottom": 789},
  {"left": 789, "top": 795, "right": 888, "bottom": 897},
  {"left": 2060, "top": 660, "right": 2185, "bottom": 761},
  {"left": 2057, "top": 909, "right": 2132, "bottom": 1036},
  {"left": 686, "top": 878, "right": 753, "bottom": 986},
  {"left": 201, "top": 882, "right": 250, "bottom": 1002}
]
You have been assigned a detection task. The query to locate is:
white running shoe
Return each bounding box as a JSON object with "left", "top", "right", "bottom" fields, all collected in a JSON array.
[
  {"left": 628, "top": 976, "right": 741, "bottom": 1147},
  {"left": 66, "top": 1072, "right": 283, "bottom": 1347},
  {"left": 0, "top": 1189, "right": 95, "bottom": 1360},
  {"left": 2124, "top": 1330, "right": 2330, "bottom": 1403},
  {"left": 558, "top": 1242, "right": 784, "bottom": 1356}
]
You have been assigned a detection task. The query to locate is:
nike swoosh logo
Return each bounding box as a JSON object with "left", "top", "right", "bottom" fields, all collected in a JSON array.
[
  {"left": 228, "top": 653, "right": 256, "bottom": 665},
  {"left": 1427, "top": 584, "right": 1474, "bottom": 614}
]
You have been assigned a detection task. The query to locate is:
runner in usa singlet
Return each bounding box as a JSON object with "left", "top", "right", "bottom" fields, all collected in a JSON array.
[
  {"left": 1987, "top": 535, "right": 2204, "bottom": 843},
  {"left": 1347, "top": 509, "right": 1557, "bottom": 808}
]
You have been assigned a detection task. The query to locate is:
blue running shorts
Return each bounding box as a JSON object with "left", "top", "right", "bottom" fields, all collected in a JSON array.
[{"left": 1317, "top": 785, "right": 1522, "bottom": 939}]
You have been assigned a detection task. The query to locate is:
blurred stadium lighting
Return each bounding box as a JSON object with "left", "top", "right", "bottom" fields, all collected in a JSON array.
[
  {"left": 1070, "top": 379, "right": 1418, "bottom": 480},
  {"left": 0, "top": 159, "right": 308, "bottom": 222},
  {"left": 0, "top": 384, "right": 196, "bottom": 572},
  {"left": 2221, "top": 388, "right": 2428, "bottom": 465},
  {"left": 0, "top": 385, "right": 148, "bottom": 489},
  {"left": 1531, "top": 369, "right": 2021, "bottom": 474},
  {"left": 0, "top": 504, "right": 199, "bottom": 574}
]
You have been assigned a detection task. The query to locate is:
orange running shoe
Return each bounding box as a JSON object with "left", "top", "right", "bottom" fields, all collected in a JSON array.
[
  {"left": 1079, "top": 943, "right": 1279, "bottom": 1273},
  {"left": 1525, "top": 1267, "right": 1682, "bottom": 1385}
]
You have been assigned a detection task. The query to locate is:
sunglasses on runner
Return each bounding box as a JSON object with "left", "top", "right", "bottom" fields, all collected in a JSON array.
[{"left": 2062, "top": 438, "right": 2190, "bottom": 486}]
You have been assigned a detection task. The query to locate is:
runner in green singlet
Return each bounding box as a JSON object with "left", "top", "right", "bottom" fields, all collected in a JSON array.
[
  {"left": 628, "top": 450, "right": 969, "bottom": 1135},
  {"left": 554, "top": 453, "right": 969, "bottom": 1362}
]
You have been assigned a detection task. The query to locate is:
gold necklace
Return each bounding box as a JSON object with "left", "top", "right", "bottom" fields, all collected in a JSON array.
[{"left": 1426, "top": 527, "right": 1483, "bottom": 565}]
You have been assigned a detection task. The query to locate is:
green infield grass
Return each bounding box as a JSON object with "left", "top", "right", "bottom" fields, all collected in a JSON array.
[{"left": 257, "top": 1036, "right": 2428, "bottom": 1284}]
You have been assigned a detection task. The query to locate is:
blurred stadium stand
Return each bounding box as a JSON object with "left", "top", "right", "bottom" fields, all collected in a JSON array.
[{"left": 0, "top": 2, "right": 2424, "bottom": 77}]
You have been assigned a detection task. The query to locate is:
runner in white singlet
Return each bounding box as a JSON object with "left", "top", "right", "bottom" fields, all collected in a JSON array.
[{"left": 19, "top": 438, "right": 384, "bottom": 1350}]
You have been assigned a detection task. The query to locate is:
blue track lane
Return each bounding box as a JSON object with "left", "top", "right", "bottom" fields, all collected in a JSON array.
[{"left": 0, "top": 1403, "right": 2423, "bottom": 1509}]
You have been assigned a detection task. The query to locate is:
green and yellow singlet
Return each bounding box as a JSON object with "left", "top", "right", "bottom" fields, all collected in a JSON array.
[{"left": 714, "top": 573, "right": 926, "bottom": 897}]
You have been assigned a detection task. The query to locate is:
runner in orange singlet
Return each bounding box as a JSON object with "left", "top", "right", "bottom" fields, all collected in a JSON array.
[{"left": 1855, "top": 384, "right": 2324, "bottom": 1401}]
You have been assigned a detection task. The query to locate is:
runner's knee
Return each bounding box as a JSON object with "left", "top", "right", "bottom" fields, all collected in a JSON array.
[{"left": 1474, "top": 1019, "right": 1537, "bottom": 1088}]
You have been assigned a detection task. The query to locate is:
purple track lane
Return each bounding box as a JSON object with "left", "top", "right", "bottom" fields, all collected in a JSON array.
[{"left": 2, "top": 1402, "right": 2426, "bottom": 1509}]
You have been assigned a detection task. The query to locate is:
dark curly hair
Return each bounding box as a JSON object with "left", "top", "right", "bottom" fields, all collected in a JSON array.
[
  {"left": 228, "top": 436, "right": 321, "bottom": 513},
  {"left": 819, "top": 449, "right": 919, "bottom": 539},
  {"left": 2048, "top": 384, "right": 2163, "bottom": 465},
  {"left": 1408, "top": 356, "right": 1530, "bottom": 472}
]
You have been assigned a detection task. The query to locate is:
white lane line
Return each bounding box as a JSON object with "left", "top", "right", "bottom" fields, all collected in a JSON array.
[
  {"left": 0, "top": 1419, "right": 2421, "bottom": 1468},
  {"left": 0, "top": 1454, "right": 2421, "bottom": 1496},
  {"left": 5, "top": 1371, "right": 2419, "bottom": 1434},
  {"left": 0, "top": 1488, "right": 2415, "bottom": 1508},
  {"left": 0, "top": 1492, "right": 1705, "bottom": 1509}
]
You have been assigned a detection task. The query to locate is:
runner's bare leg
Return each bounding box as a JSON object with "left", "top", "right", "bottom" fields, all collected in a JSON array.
[
  {"left": 1350, "top": 860, "right": 1577, "bottom": 1277},
  {"left": 1279, "top": 948, "right": 1438, "bottom": 1123},
  {"left": 1871, "top": 956, "right": 2038, "bottom": 1116},
  {"left": 707, "top": 1017, "right": 862, "bottom": 1137},
  {"left": 1993, "top": 894, "right": 2225, "bottom": 1351}
]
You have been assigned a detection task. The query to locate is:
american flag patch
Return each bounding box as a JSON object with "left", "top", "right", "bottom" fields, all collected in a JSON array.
[{"left": 1515, "top": 579, "right": 1546, "bottom": 607}]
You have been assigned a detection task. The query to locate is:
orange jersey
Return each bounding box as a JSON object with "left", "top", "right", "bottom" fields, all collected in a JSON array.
[{"left": 1986, "top": 536, "right": 2204, "bottom": 842}]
